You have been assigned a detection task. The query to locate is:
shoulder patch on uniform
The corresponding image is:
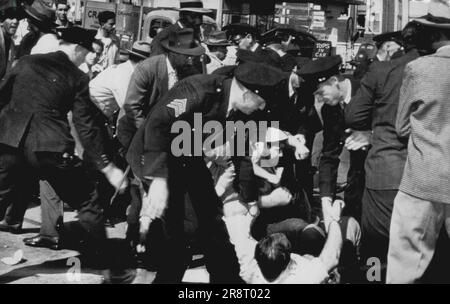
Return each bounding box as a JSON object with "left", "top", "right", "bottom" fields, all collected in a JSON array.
[{"left": 167, "top": 98, "right": 187, "bottom": 117}]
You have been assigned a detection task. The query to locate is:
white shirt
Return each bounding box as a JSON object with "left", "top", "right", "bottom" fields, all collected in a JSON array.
[
  {"left": 166, "top": 57, "right": 178, "bottom": 90},
  {"left": 222, "top": 45, "right": 237, "bottom": 66},
  {"left": 89, "top": 60, "right": 135, "bottom": 118},
  {"left": 30, "top": 33, "right": 59, "bottom": 55},
  {"left": 206, "top": 52, "right": 225, "bottom": 74},
  {"left": 95, "top": 29, "right": 120, "bottom": 69},
  {"left": 227, "top": 77, "right": 243, "bottom": 116},
  {"left": 223, "top": 213, "right": 329, "bottom": 284}
]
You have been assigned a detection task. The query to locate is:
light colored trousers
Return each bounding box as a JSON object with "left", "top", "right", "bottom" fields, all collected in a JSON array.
[{"left": 387, "top": 190, "right": 450, "bottom": 284}]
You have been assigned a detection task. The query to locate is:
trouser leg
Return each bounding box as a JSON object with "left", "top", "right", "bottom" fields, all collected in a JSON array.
[
  {"left": 153, "top": 159, "right": 189, "bottom": 283},
  {"left": 184, "top": 157, "right": 242, "bottom": 283},
  {"left": 386, "top": 191, "right": 443, "bottom": 284},
  {"left": 39, "top": 180, "right": 64, "bottom": 238},
  {"left": 0, "top": 145, "right": 34, "bottom": 226},
  {"left": 360, "top": 188, "right": 396, "bottom": 283}
]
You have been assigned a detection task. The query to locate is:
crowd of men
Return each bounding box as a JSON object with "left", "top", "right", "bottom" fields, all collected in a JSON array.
[{"left": 0, "top": 0, "right": 449, "bottom": 284}]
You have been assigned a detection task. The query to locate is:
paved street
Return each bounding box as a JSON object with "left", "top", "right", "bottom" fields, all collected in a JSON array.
[
  {"left": 0, "top": 132, "right": 347, "bottom": 284},
  {"left": 0, "top": 206, "right": 209, "bottom": 284}
]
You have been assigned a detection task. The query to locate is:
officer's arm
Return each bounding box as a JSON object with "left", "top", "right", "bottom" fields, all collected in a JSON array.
[
  {"left": 344, "top": 64, "right": 378, "bottom": 130},
  {"left": 141, "top": 80, "right": 203, "bottom": 180},
  {"left": 0, "top": 59, "right": 23, "bottom": 111},
  {"left": 122, "top": 63, "right": 152, "bottom": 130},
  {"left": 71, "top": 74, "right": 110, "bottom": 169},
  {"left": 396, "top": 63, "right": 421, "bottom": 138},
  {"left": 319, "top": 105, "right": 343, "bottom": 200}
]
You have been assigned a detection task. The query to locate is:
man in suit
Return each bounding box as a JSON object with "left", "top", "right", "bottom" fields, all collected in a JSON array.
[
  {"left": 387, "top": 0, "right": 450, "bottom": 283},
  {"left": 117, "top": 28, "right": 204, "bottom": 150},
  {"left": 344, "top": 22, "right": 425, "bottom": 282},
  {"left": 149, "top": 0, "right": 211, "bottom": 56},
  {"left": 0, "top": 7, "right": 19, "bottom": 82},
  {"left": 0, "top": 27, "right": 132, "bottom": 280},
  {"left": 298, "top": 56, "right": 367, "bottom": 224},
  {"left": 130, "top": 61, "right": 289, "bottom": 283}
]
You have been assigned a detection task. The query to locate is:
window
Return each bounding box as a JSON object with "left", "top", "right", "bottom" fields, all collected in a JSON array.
[{"left": 366, "top": 0, "right": 383, "bottom": 34}]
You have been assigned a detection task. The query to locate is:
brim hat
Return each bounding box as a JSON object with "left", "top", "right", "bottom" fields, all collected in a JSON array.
[
  {"left": 205, "top": 30, "right": 231, "bottom": 46},
  {"left": 298, "top": 55, "right": 342, "bottom": 84},
  {"left": 234, "top": 61, "right": 288, "bottom": 106},
  {"left": 128, "top": 40, "right": 151, "bottom": 59},
  {"left": 414, "top": 0, "right": 450, "bottom": 28},
  {"left": 57, "top": 27, "right": 97, "bottom": 52},
  {"left": 22, "top": 0, "right": 58, "bottom": 29},
  {"left": 179, "top": 0, "right": 212, "bottom": 14},
  {"left": 223, "top": 23, "right": 260, "bottom": 40},
  {"left": 373, "top": 31, "right": 403, "bottom": 48},
  {"left": 161, "top": 27, "right": 205, "bottom": 56}
]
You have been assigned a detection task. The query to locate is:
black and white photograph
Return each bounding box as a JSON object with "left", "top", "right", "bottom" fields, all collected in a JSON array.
[{"left": 0, "top": 0, "right": 449, "bottom": 288}]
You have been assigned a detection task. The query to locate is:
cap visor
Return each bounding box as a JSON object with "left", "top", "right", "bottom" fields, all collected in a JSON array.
[
  {"left": 414, "top": 18, "right": 450, "bottom": 28},
  {"left": 179, "top": 8, "right": 212, "bottom": 13},
  {"left": 127, "top": 50, "right": 149, "bottom": 59},
  {"left": 161, "top": 42, "right": 205, "bottom": 56}
]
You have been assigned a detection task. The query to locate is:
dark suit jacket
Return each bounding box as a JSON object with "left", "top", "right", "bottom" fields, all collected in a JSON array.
[
  {"left": 345, "top": 49, "right": 420, "bottom": 190},
  {"left": 0, "top": 51, "right": 110, "bottom": 169},
  {"left": 318, "top": 78, "right": 367, "bottom": 201},
  {"left": 0, "top": 27, "right": 15, "bottom": 81},
  {"left": 126, "top": 73, "right": 231, "bottom": 180},
  {"left": 117, "top": 54, "right": 169, "bottom": 149}
]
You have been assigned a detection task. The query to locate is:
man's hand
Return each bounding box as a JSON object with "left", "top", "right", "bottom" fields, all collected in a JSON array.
[
  {"left": 322, "top": 197, "right": 345, "bottom": 233},
  {"left": 101, "top": 163, "right": 128, "bottom": 192},
  {"left": 267, "top": 187, "right": 292, "bottom": 207},
  {"left": 345, "top": 129, "right": 372, "bottom": 151},
  {"left": 288, "top": 134, "right": 310, "bottom": 160},
  {"left": 215, "top": 164, "right": 235, "bottom": 197},
  {"left": 145, "top": 178, "right": 169, "bottom": 220}
]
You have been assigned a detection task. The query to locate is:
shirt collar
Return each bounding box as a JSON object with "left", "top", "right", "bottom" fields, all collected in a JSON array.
[
  {"left": 250, "top": 43, "right": 260, "bottom": 52},
  {"left": 342, "top": 78, "right": 352, "bottom": 106},
  {"left": 437, "top": 45, "right": 450, "bottom": 53},
  {"left": 166, "top": 57, "right": 176, "bottom": 75},
  {"left": 228, "top": 77, "right": 243, "bottom": 116}
]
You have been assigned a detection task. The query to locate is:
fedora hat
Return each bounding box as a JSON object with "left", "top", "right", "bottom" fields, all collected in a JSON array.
[
  {"left": 22, "top": 0, "right": 58, "bottom": 28},
  {"left": 128, "top": 41, "right": 151, "bottom": 59},
  {"left": 205, "top": 31, "right": 230, "bottom": 46},
  {"left": 179, "top": 0, "right": 212, "bottom": 14},
  {"left": 415, "top": 0, "right": 450, "bottom": 28},
  {"left": 161, "top": 28, "right": 205, "bottom": 56}
]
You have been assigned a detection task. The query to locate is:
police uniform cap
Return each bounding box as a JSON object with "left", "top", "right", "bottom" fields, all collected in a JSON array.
[
  {"left": 373, "top": 31, "right": 403, "bottom": 48},
  {"left": 298, "top": 55, "right": 342, "bottom": 84},
  {"left": 235, "top": 61, "right": 287, "bottom": 103},
  {"left": 57, "top": 26, "right": 97, "bottom": 52}
]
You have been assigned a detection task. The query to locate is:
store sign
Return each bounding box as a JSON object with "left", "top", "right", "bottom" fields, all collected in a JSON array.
[
  {"left": 312, "top": 40, "right": 332, "bottom": 59},
  {"left": 83, "top": 1, "right": 116, "bottom": 30},
  {"left": 116, "top": 3, "right": 141, "bottom": 37}
]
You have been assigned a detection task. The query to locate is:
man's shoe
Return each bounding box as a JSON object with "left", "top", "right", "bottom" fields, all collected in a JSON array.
[
  {"left": 23, "top": 235, "right": 61, "bottom": 250},
  {"left": 0, "top": 220, "right": 22, "bottom": 233}
]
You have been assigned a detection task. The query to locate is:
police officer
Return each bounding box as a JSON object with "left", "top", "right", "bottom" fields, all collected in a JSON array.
[
  {"left": 129, "top": 61, "right": 293, "bottom": 283},
  {"left": 0, "top": 27, "right": 133, "bottom": 282},
  {"left": 298, "top": 55, "right": 367, "bottom": 222}
]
